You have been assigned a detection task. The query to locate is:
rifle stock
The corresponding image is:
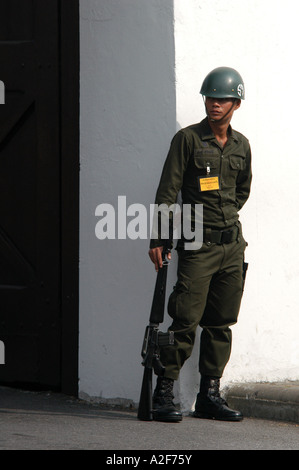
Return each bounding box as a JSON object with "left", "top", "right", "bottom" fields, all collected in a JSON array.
[{"left": 137, "top": 248, "right": 174, "bottom": 421}]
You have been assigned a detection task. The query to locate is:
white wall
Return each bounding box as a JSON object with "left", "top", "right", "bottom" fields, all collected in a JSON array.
[
  {"left": 80, "top": 0, "right": 299, "bottom": 411},
  {"left": 174, "top": 0, "right": 299, "bottom": 411}
]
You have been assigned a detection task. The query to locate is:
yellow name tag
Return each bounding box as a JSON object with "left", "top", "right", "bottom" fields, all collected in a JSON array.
[{"left": 198, "top": 176, "right": 220, "bottom": 192}]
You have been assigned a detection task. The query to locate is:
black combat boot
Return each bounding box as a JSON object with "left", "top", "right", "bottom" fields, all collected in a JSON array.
[
  {"left": 152, "top": 377, "right": 182, "bottom": 422},
  {"left": 193, "top": 376, "right": 243, "bottom": 421}
]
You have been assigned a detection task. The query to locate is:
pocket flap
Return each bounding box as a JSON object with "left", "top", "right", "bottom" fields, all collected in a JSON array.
[{"left": 229, "top": 155, "right": 246, "bottom": 170}]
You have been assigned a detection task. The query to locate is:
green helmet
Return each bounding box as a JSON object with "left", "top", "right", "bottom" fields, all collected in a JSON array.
[{"left": 200, "top": 66, "right": 245, "bottom": 100}]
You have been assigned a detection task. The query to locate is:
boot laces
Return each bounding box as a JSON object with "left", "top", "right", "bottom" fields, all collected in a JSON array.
[{"left": 154, "top": 378, "right": 175, "bottom": 405}]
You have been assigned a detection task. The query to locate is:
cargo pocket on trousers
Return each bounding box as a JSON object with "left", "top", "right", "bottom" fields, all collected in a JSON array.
[{"left": 167, "top": 280, "right": 191, "bottom": 320}]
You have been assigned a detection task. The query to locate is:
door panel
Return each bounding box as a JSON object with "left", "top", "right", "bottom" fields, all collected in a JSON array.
[{"left": 0, "top": 0, "right": 62, "bottom": 388}]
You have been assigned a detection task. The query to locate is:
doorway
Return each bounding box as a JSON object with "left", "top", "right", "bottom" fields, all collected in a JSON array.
[{"left": 0, "top": 0, "right": 79, "bottom": 395}]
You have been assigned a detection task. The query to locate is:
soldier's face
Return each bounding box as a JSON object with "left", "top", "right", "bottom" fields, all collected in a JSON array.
[{"left": 205, "top": 97, "right": 240, "bottom": 122}]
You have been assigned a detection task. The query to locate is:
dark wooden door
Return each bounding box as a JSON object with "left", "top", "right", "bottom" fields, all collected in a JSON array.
[{"left": 0, "top": 0, "right": 79, "bottom": 392}]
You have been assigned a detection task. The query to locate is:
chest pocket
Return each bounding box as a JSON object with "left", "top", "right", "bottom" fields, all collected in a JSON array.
[
  {"left": 226, "top": 154, "right": 246, "bottom": 186},
  {"left": 229, "top": 155, "right": 246, "bottom": 171},
  {"left": 194, "top": 149, "right": 220, "bottom": 175}
]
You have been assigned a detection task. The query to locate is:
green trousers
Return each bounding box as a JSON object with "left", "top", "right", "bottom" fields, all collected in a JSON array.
[{"left": 160, "top": 234, "right": 247, "bottom": 380}]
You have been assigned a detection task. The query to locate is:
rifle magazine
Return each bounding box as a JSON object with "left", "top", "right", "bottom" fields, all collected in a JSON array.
[{"left": 158, "top": 330, "right": 174, "bottom": 346}]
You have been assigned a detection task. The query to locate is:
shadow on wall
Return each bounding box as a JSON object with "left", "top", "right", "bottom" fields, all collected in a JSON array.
[{"left": 79, "top": 0, "right": 177, "bottom": 404}]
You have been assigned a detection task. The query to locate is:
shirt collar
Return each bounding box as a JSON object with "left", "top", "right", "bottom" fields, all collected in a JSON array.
[{"left": 200, "top": 117, "right": 239, "bottom": 143}]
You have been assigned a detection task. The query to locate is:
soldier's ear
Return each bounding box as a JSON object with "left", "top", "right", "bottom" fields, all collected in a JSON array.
[{"left": 234, "top": 99, "right": 241, "bottom": 110}]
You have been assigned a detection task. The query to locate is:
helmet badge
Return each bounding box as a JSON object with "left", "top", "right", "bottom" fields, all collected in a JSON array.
[{"left": 237, "top": 84, "right": 244, "bottom": 98}]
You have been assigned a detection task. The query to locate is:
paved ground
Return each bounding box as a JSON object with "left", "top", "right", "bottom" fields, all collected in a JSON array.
[{"left": 0, "top": 386, "right": 298, "bottom": 452}]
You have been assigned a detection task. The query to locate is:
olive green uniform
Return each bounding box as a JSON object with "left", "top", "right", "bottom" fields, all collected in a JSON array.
[{"left": 150, "top": 117, "right": 252, "bottom": 380}]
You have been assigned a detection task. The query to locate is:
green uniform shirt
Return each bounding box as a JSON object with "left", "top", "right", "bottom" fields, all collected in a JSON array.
[{"left": 150, "top": 117, "right": 252, "bottom": 249}]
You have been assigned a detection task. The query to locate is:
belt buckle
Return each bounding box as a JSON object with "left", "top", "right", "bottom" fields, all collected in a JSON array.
[{"left": 221, "top": 229, "right": 233, "bottom": 244}]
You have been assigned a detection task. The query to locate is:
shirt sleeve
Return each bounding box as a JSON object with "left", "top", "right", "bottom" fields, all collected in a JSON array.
[
  {"left": 236, "top": 141, "right": 252, "bottom": 210},
  {"left": 149, "top": 130, "right": 191, "bottom": 248}
]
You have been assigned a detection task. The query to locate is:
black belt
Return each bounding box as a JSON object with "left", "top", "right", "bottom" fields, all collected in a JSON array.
[{"left": 203, "top": 225, "right": 239, "bottom": 245}]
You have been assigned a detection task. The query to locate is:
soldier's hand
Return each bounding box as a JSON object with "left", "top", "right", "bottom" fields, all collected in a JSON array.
[{"left": 148, "top": 246, "right": 171, "bottom": 272}]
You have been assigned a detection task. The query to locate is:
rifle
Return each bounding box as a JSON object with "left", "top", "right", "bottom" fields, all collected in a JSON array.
[{"left": 137, "top": 246, "right": 174, "bottom": 421}]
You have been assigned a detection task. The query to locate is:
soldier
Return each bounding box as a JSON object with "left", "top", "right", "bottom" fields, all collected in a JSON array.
[{"left": 148, "top": 67, "right": 252, "bottom": 422}]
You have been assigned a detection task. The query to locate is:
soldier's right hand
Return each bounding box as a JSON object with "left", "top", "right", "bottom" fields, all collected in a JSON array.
[{"left": 148, "top": 246, "right": 171, "bottom": 272}]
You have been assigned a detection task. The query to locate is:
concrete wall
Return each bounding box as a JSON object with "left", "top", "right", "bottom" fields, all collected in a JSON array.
[
  {"left": 79, "top": 0, "right": 176, "bottom": 404},
  {"left": 79, "top": 0, "right": 299, "bottom": 412}
]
